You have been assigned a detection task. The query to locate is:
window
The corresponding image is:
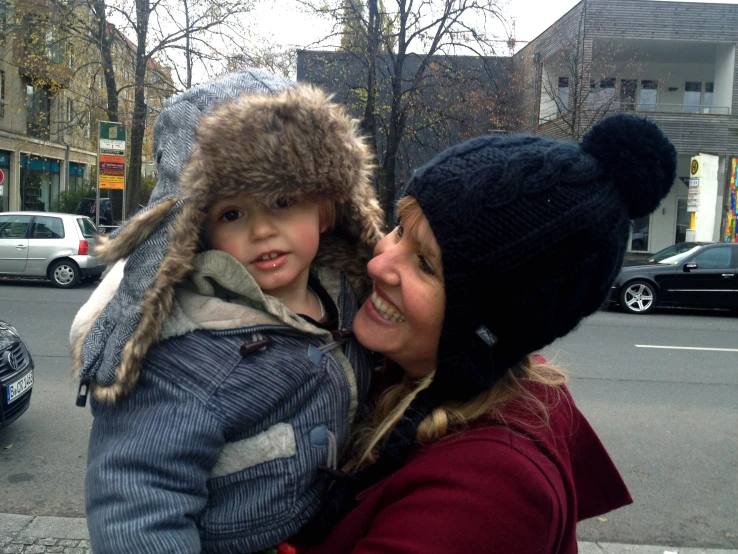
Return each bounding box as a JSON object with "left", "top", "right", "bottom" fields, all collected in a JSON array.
[
  {"left": 587, "top": 80, "right": 595, "bottom": 109},
  {"left": 620, "top": 79, "right": 637, "bottom": 111},
  {"left": 84, "top": 110, "right": 90, "bottom": 139},
  {"left": 31, "top": 216, "right": 64, "bottom": 239},
  {"left": 0, "top": 70, "right": 5, "bottom": 117},
  {"left": 0, "top": 215, "right": 32, "bottom": 239},
  {"left": 640, "top": 80, "right": 658, "bottom": 112},
  {"left": 556, "top": 77, "right": 569, "bottom": 116},
  {"left": 0, "top": 0, "right": 6, "bottom": 43},
  {"left": 66, "top": 98, "right": 74, "bottom": 125},
  {"left": 598, "top": 78, "right": 616, "bottom": 108},
  {"left": 26, "top": 81, "right": 51, "bottom": 139},
  {"left": 684, "top": 81, "right": 701, "bottom": 113},
  {"left": 704, "top": 82, "right": 714, "bottom": 113},
  {"left": 77, "top": 217, "right": 97, "bottom": 238},
  {"left": 690, "top": 246, "right": 732, "bottom": 269}
]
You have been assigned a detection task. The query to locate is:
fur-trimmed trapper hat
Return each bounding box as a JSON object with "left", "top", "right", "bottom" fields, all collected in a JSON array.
[{"left": 73, "top": 69, "right": 383, "bottom": 405}]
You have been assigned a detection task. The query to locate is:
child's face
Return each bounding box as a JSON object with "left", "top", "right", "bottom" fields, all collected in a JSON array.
[{"left": 206, "top": 193, "right": 323, "bottom": 298}]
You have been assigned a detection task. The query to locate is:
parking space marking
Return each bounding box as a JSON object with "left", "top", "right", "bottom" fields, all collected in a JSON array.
[{"left": 636, "top": 344, "right": 738, "bottom": 352}]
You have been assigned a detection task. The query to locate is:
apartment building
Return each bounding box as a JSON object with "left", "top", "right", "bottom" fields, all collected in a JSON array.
[
  {"left": 514, "top": 0, "right": 738, "bottom": 250},
  {"left": 0, "top": 0, "right": 172, "bottom": 215}
]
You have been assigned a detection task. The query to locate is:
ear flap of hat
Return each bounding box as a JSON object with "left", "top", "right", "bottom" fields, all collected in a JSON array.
[
  {"left": 94, "top": 198, "right": 178, "bottom": 263},
  {"left": 89, "top": 197, "right": 206, "bottom": 403}
]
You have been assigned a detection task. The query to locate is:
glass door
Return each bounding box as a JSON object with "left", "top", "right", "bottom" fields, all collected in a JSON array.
[
  {"left": 630, "top": 215, "right": 651, "bottom": 251},
  {"left": 675, "top": 198, "right": 689, "bottom": 244}
]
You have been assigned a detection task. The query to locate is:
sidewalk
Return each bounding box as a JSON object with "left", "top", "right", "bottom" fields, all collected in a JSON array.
[{"left": 1, "top": 513, "right": 737, "bottom": 554}]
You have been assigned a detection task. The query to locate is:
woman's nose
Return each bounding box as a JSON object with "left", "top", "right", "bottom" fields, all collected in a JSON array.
[{"left": 367, "top": 241, "right": 401, "bottom": 287}]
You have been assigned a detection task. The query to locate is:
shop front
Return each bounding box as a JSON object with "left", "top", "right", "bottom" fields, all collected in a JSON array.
[{"left": 20, "top": 155, "right": 60, "bottom": 212}]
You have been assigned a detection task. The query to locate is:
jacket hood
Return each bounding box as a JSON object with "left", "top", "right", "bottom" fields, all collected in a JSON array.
[{"left": 73, "top": 78, "right": 383, "bottom": 405}]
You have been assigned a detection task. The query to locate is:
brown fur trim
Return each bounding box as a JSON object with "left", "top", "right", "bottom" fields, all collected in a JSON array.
[
  {"left": 189, "top": 86, "right": 372, "bottom": 207},
  {"left": 91, "top": 200, "right": 206, "bottom": 403},
  {"left": 94, "top": 198, "right": 178, "bottom": 263}
]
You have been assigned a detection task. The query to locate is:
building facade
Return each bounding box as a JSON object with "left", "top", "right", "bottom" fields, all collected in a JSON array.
[
  {"left": 513, "top": 0, "right": 738, "bottom": 251},
  {"left": 0, "top": 0, "right": 172, "bottom": 218}
]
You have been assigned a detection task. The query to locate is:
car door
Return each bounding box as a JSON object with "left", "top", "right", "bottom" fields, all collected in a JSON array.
[
  {"left": 0, "top": 215, "right": 32, "bottom": 274},
  {"left": 26, "top": 215, "right": 74, "bottom": 276},
  {"left": 669, "top": 245, "right": 736, "bottom": 308}
]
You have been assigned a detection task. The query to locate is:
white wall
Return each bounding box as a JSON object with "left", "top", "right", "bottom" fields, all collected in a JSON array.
[
  {"left": 647, "top": 155, "right": 691, "bottom": 253},
  {"left": 714, "top": 44, "right": 736, "bottom": 113}
]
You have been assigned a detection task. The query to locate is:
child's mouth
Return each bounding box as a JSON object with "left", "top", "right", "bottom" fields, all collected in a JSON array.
[{"left": 252, "top": 252, "right": 287, "bottom": 271}]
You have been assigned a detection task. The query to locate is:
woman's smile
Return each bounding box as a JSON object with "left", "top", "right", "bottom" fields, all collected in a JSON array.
[{"left": 369, "top": 290, "right": 406, "bottom": 322}]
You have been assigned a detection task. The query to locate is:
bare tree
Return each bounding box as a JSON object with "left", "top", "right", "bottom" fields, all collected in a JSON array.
[
  {"left": 536, "top": 0, "right": 642, "bottom": 141},
  {"left": 298, "top": 0, "right": 509, "bottom": 226},
  {"left": 88, "top": 0, "right": 254, "bottom": 215}
]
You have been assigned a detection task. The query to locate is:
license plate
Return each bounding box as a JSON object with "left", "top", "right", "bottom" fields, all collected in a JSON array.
[{"left": 6, "top": 371, "right": 33, "bottom": 404}]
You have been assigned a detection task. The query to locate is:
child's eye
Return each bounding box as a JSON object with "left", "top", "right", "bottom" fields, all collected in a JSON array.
[
  {"left": 272, "top": 197, "right": 294, "bottom": 210},
  {"left": 219, "top": 209, "right": 242, "bottom": 222}
]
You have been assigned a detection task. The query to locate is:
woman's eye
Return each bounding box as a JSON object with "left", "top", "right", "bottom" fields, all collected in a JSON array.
[
  {"left": 418, "top": 255, "right": 435, "bottom": 276},
  {"left": 395, "top": 224, "right": 404, "bottom": 238},
  {"left": 220, "top": 210, "right": 242, "bottom": 222},
  {"left": 273, "top": 197, "right": 294, "bottom": 209}
]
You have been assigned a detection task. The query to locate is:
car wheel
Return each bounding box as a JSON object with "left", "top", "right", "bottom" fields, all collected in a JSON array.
[
  {"left": 49, "top": 260, "right": 81, "bottom": 288},
  {"left": 620, "top": 280, "right": 656, "bottom": 314}
]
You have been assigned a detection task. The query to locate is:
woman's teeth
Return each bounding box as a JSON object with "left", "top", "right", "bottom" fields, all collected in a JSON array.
[
  {"left": 259, "top": 252, "right": 280, "bottom": 261},
  {"left": 371, "top": 291, "right": 406, "bottom": 322}
]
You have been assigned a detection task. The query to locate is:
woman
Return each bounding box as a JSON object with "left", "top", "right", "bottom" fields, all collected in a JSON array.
[{"left": 297, "top": 113, "right": 677, "bottom": 553}]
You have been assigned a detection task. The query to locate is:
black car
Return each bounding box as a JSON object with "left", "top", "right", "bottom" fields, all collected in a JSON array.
[
  {"left": 75, "top": 198, "right": 113, "bottom": 227},
  {"left": 609, "top": 242, "right": 738, "bottom": 314},
  {"left": 0, "top": 321, "right": 34, "bottom": 429}
]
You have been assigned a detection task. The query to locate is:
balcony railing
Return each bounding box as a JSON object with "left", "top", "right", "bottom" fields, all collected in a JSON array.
[
  {"left": 540, "top": 101, "right": 732, "bottom": 124},
  {"left": 609, "top": 102, "right": 731, "bottom": 115}
]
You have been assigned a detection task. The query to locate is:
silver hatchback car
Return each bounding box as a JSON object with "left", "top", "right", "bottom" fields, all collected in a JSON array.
[{"left": 0, "top": 212, "right": 106, "bottom": 288}]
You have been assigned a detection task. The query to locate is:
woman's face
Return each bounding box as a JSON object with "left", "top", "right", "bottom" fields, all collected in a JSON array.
[{"left": 353, "top": 202, "right": 446, "bottom": 378}]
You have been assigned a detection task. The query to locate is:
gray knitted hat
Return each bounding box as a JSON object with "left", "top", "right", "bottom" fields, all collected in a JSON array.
[{"left": 73, "top": 69, "right": 383, "bottom": 405}]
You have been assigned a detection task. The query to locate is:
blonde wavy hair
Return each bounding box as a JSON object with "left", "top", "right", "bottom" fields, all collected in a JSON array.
[{"left": 345, "top": 197, "right": 568, "bottom": 473}]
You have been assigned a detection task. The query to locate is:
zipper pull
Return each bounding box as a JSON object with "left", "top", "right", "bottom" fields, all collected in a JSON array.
[{"left": 76, "top": 377, "right": 91, "bottom": 407}]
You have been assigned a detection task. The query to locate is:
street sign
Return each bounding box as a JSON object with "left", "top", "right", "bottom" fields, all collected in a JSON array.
[{"left": 98, "top": 122, "right": 126, "bottom": 191}]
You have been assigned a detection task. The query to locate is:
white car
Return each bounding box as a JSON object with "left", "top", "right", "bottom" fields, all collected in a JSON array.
[{"left": 0, "top": 212, "right": 106, "bottom": 288}]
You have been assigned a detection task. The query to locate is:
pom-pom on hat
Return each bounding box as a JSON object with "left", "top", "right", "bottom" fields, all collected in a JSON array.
[{"left": 386, "top": 113, "right": 677, "bottom": 462}]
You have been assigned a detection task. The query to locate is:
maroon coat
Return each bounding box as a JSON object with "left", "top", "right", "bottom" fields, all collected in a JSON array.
[{"left": 300, "top": 383, "right": 632, "bottom": 554}]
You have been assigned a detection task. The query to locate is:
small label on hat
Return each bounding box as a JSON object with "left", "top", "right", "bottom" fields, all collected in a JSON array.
[{"left": 476, "top": 325, "right": 497, "bottom": 347}]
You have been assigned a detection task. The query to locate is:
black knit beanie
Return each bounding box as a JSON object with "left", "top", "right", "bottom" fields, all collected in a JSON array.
[{"left": 304, "top": 114, "right": 677, "bottom": 541}]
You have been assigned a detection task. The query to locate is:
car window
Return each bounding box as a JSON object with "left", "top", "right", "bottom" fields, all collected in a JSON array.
[
  {"left": 77, "top": 217, "right": 97, "bottom": 238},
  {"left": 650, "top": 243, "right": 700, "bottom": 263},
  {"left": 0, "top": 215, "right": 32, "bottom": 239},
  {"left": 690, "top": 246, "right": 732, "bottom": 269},
  {"left": 31, "top": 216, "right": 65, "bottom": 239}
]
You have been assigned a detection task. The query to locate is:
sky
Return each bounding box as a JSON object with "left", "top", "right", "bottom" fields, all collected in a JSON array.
[{"left": 251, "top": 0, "right": 738, "bottom": 56}]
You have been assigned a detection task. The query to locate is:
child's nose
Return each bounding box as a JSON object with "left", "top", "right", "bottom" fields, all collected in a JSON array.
[{"left": 249, "top": 214, "right": 278, "bottom": 240}]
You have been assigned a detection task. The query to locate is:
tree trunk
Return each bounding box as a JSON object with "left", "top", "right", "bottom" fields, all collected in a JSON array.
[
  {"left": 361, "top": 0, "right": 379, "bottom": 157},
  {"left": 126, "top": 0, "right": 149, "bottom": 217},
  {"left": 92, "top": 0, "right": 118, "bottom": 121}
]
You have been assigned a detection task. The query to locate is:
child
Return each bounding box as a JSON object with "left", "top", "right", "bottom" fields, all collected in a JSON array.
[{"left": 69, "top": 69, "right": 384, "bottom": 553}]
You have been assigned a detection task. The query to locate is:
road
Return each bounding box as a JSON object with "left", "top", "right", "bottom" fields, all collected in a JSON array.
[{"left": 1, "top": 279, "right": 736, "bottom": 548}]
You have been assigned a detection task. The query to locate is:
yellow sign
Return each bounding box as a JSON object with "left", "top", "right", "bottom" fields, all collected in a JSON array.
[
  {"left": 100, "top": 175, "right": 125, "bottom": 190},
  {"left": 691, "top": 159, "right": 699, "bottom": 176}
]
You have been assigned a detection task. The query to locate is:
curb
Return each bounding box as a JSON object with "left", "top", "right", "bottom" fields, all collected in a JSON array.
[{"left": 1, "top": 514, "right": 737, "bottom": 554}]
